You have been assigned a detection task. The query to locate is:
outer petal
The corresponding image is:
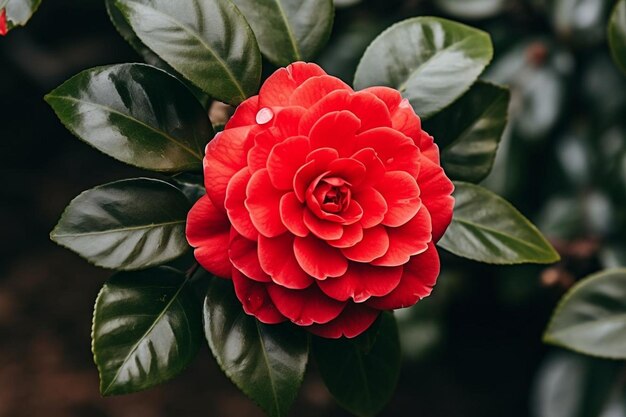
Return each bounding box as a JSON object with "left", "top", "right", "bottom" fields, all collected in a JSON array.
[
  {"left": 341, "top": 226, "right": 389, "bottom": 263},
  {"left": 226, "top": 96, "right": 259, "bottom": 129},
  {"left": 367, "top": 243, "right": 440, "bottom": 310},
  {"left": 232, "top": 269, "right": 286, "bottom": 324},
  {"left": 419, "top": 132, "right": 440, "bottom": 164},
  {"left": 318, "top": 263, "right": 403, "bottom": 303},
  {"left": 289, "top": 75, "right": 353, "bottom": 108},
  {"left": 186, "top": 195, "right": 231, "bottom": 278},
  {"left": 267, "top": 284, "right": 346, "bottom": 326},
  {"left": 294, "top": 235, "right": 348, "bottom": 280},
  {"left": 298, "top": 90, "right": 391, "bottom": 136},
  {"left": 225, "top": 168, "right": 257, "bottom": 240},
  {"left": 267, "top": 136, "right": 310, "bottom": 190},
  {"left": 245, "top": 169, "right": 287, "bottom": 238},
  {"left": 259, "top": 62, "right": 327, "bottom": 107},
  {"left": 372, "top": 207, "right": 432, "bottom": 267},
  {"left": 307, "top": 303, "right": 380, "bottom": 339},
  {"left": 309, "top": 111, "right": 361, "bottom": 157},
  {"left": 229, "top": 232, "right": 271, "bottom": 283},
  {"left": 375, "top": 171, "right": 421, "bottom": 228},
  {"left": 204, "top": 126, "right": 254, "bottom": 209},
  {"left": 418, "top": 156, "right": 455, "bottom": 242},
  {"left": 258, "top": 234, "right": 314, "bottom": 290},
  {"left": 355, "top": 127, "right": 420, "bottom": 178}
]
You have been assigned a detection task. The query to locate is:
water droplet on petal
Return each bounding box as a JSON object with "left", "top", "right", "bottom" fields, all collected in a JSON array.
[{"left": 256, "top": 107, "right": 274, "bottom": 125}]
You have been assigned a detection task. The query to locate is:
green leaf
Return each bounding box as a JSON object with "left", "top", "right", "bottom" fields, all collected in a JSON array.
[
  {"left": 204, "top": 279, "right": 308, "bottom": 417},
  {"left": 113, "top": 0, "right": 261, "bottom": 105},
  {"left": 354, "top": 17, "right": 493, "bottom": 118},
  {"left": 544, "top": 269, "right": 626, "bottom": 359},
  {"left": 46, "top": 63, "right": 211, "bottom": 172},
  {"left": 424, "top": 81, "right": 510, "bottom": 183},
  {"left": 313, "top": 312, "right": 400, "bottom": 417},
  {"left": 231, "top": 0, "right": 334, "bottom": 67},
  {"left": 92, "top": 267, "right": 202, "bottom": 396},
  {"left": 438, "top": 182, "right": 560, "bottom": 264},
  {"left": 2, "top": 0, "right": 41, "bottom": 33},
  {"left": 51, "top": 178, "right": 191, "bottom": 271},
  {"left": 609, "top": 0, "right": 626, "bottom": 75},
  {"left": 435, "top": 0, "right": 505, "bottom": 19}
]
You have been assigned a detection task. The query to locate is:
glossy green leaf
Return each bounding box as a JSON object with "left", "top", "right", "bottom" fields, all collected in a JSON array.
[
  {"left": 436, "top": 0, "right": 505, "bottom": 19},
  {"left": 51, "top": 178, "right": 191, "bottom": 271},
  {"left": 231, "top": 0, "right": 334, "bottom": 66},
  {"left": 313, "top": 312, "right": 400, "bottom": 417},
  {"left": 113, "top": 0, "right": 261, "bottom": 105},
  {"left": 544, "top": 269, "right": 626, "bottom": 359},
  {"left": 354, "top": 17, "right": 493, "bottom": 118},
  {"left": 2, "top": 0, "right": 41, "bottom": 33},
  {"left": 425, "top": 81, "right": 510, "bottom": 183},
  {"left": 46, "top": 64, "right": 211, "bottom": 172},
  {"left": 204, "top": 279, "right": 308, "bottom": 417},
  {"left": 439, "top": 182, "right": 560, "bottom": 264},
  {"left": 92, "top": 267, "right": 202, "bottom": 395},
  {"left": 609, "top": 0, "right": 626, "bottom": 75}
]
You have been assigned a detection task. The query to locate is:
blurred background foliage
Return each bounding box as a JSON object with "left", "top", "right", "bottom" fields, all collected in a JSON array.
[{"left": 0, "top": 0, "right": 625, "bottom": 416}]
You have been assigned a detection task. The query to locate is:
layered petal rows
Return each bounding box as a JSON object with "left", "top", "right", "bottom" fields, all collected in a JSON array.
[{"left": 187, "top": 62, "right": 454, "bottom": 338}]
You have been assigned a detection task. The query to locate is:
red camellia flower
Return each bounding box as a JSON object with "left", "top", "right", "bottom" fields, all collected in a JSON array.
[
  {"left": 0, "top": 9, "right": 7, "bottom": 36},
  {"left": 187, "top": 62, "right": 454, "bottom": 338}
]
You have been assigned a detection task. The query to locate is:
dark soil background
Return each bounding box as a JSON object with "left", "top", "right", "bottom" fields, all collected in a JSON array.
[{"left": 0, "top": 1, "right": 611, "bottom": 417}]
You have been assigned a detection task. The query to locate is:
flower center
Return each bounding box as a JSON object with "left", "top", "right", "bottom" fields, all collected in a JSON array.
[{"left": 316, "top": 177, "right": 351, "bottom": 214}]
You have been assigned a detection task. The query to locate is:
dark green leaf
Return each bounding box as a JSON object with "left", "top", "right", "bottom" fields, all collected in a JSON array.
[
  {"left": 439, "top": 182, "right": 560, "bottom": 264},
  {"left": 436, "top": 0, "right": 505, "bottom": 19},
  {"left": 425, "top": 81, "right": 510, "bottom": 183},
  {"left": 113, "top": 0, "right": 261, "bottom": 105},
  {"left": 46, "top": 63, "right": 211, "bottom": 172},
  {"left": 3, "top": 0, "right": 41, "bottom": 33},
  {"left": 544, "top": 269, "right": 626, "bottom": 359},
  {"left": 204, "top": 279, "right": 308, "bottom": 417},
  {"left": 354, "top": 17, "right": 493, "bottom": 118},
  {"left": 609, "top": 0, "right": 626, "bottom": 75},
  {"left": 92, "top": 267, "right": 202, "bottom": 395},
  {"left": 231, "top": 0, "right": 334, "bottom": 66},
  {"left": 51, "top": 178, "right": 191, "bottom": 271},
  {"left": 313, "top": 312, "right": 400, "bottom": 417}
]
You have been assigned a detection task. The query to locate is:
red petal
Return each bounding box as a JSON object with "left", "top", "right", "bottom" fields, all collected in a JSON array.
[
  {"left": 294, "top": 235, "right": 348, "bottom": 280},
  {"left": 204, "top": 127, "right": 254, "bottom": 209},
  {"left": 328, "top": 158, "right": 366, "bottom": 187},
  {"left": 367, "top": 243, "right": 440, "bottom": 310},
  {"left": 0, "top": 9, "right": 7, "bottom": 37},
  {"left": 355, "top": 127, "right": 420, "bottom": 177},
  {"left": 226, "top": 96, "right": 259, "bottom": 129},
  {"left": 318, "top": 263, "right": 403, "bottom": 302},
  {"left": 267, "top": 284, "right": 346, "bottom": 326},
  {"left": 328, "top": 223, "right": 364, "bottom": 248},
  {"left": 272, "top": 107, "right": 307, "bottom": 137},
  {"left": 245, "top": 169, "right": 287, "bottom": 237},
  {"left": 362, "top": 87, "right": 423, "bottom": 146},
  {"left": 225, "top": 168, "right": 257, "bottom": 241},
  {"left": 298, "top": 90, "right": 391, "bottom": 136},
  {"left": 351, "top": 148, "right": 386, "bottom": 188},
  {"left": 267, "top": 136, "right": 310, "bottom": 190},
  {"left": 307, "top": 303, "right": 380, "bottom": 339},
  {"left": 259, "top": 62, "right": 327, "bottom": 107},
  {"left": 303, "top": 210, "right": 344, "bottom": 240},
  {"left": 418, "top": 156, "right": 455, "bottom": 242},
  {"left": 279, "top": 192, "right": 309, "bottom": 237},
  {"left": 375, "top": 171, "right": 421, "bottom": 227},
  {"left": 229, "top": 232, "right": 271, "bottom": 283},
  {"left": 294, "top": 148, "right": 338, "bottom": 202},
  {"left": 341, "top": 225, "right": 389, "bottom": 263},
  {"left": 258, "top": 234, "right": 314, "bottom": 289},
  {"left": 352, "top": 186, "right": 387, "bottom": 229},
  {"left": 232, "top": 269, "right": 286, "bottom": 324},
  {"left": 372, "top": 207, "right": 432, "bottom": 267},
  {"left": 420, "top": 132, "right": 440, "bottom": 164},
  {"left": 186, "top": 196, "right": 231, "bottom": 278},
  {"left": 309, "top": 111, "right": 361, "bottom": 157},
  {"left": 289, "top": 75, "right": 353, "bottom": 108}
]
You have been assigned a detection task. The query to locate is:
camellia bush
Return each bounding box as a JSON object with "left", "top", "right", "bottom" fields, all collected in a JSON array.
[{"left": 28, "top": 0, "right": 577, "bottom": 416}]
